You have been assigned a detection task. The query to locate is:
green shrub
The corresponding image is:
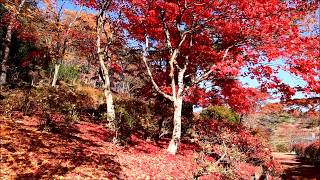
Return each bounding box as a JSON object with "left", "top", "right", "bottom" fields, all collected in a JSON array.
[
  {"left": 95, "top": 96, "right": 194, "bottom": 144},
  {"left": 278, "top": 113, "right": 295, "bottom": 123},
  {"left": 96, "top": 97, "right": 158, "bottom": 142},
  {"left": 200, "top": 105, "right": 240, "bottom": 123},
  {"left": 50, "top": 64, "right": 80, "bottom": 84},
  {"left": 274, "top": 143, "right": 290, "bottom": 152},
  {"left": 115, "top": 98, "right": 157, "bottom": 134}
]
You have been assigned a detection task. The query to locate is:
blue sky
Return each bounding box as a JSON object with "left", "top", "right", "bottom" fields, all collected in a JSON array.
[{"left": 241, "top": 7, "right": 320, "bottom": 102}]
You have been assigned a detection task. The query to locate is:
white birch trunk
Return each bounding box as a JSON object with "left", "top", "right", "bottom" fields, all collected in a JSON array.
[
  {"left": 0, "top": 20, "right": 13, "bottom": 87},
  {"left": 167, "top": 96, "right": 183, "bottom": 154},
  {"left": 167, "top": 68, "right": 186, "bottom": 154},
  {"left": 143, "top": 33, "right": 188, "bottom": 154},
  {"left": 0, "top": 0, "right": 27, "bottom": 87},
  {"left": 97, "top": 15, "right": 115, "bottom": 129},
  {"left": 100, "top": 59, "right": 116, "bottom": 128},
  {"left": 51, "top": 64, "right": 60, "bottom": 87}
]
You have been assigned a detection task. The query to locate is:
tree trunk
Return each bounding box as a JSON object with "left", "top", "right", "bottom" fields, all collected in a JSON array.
[
  {"left": 167, "top": 66, "right": 186, "bottom": 154},
  {"left": 100, "top": 60, "right": 116, "bottom": 129},
  {"left": 0, "top": 20, "right": 13, "bottom": 87},
  {"left": 97, "top": 14, "right": 116, "bottom": 129},
  {"left": 0, "top": 0, "right": 26, "bottom": 88},
  {"left": 167, "top": 97, "right": 183, "bottom": 154},
  {"left": 51, "top": 64, "right": 60, "bottom": 87}
]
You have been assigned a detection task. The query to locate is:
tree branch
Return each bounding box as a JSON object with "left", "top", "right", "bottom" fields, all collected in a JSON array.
[
  {"left": 61, "top": 6, "right": 83, "bottom": 56},
  {"left": 160, "top": 9, "right": 173, "bottom": 53},
  {"left": 17, "top": 0, "right": 27, "bottom": 12},
  {"left": 214, "top": 140, "right": 227, "bottom": 165},
  {"left": 143, "top": 35, "right": 174, "bottom": 101},
  {"left": 191, "top": 44, "right": 236, "bottom": 86}
]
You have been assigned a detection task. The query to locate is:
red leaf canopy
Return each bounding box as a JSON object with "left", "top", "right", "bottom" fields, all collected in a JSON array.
[{"left": 124, "top": 0, "right": 319, "bottom": 112}]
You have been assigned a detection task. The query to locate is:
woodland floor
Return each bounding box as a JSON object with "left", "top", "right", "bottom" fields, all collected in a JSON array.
[
  {"left": 272, "top": 152, "right": 320, "bottom": 180},
  {"left": 0, "top": 113, "right": 199, "bottom": 179},
  {"left": 2, "top": 113, "right": 319, "bottom": 179}
]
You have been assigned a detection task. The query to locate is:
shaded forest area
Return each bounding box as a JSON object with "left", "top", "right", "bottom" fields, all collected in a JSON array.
[{"left": 0, "top": 0, "right": 319, "bottom": 179}]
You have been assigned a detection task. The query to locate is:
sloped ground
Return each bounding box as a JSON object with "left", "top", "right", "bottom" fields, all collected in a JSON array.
[
  {"left": 0, "top": 115, "right": 198, "bottom": 179},
  {"left": 272, "top": 152, "right": 320, "bottom": 180},
  {"left": 0, "top": 86, "right": 282, "bottom": 179}
]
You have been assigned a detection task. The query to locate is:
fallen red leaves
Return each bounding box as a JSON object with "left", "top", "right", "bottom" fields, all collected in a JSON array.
[{"left": 0, "top": 115, "right": 200, "bottom": 179}]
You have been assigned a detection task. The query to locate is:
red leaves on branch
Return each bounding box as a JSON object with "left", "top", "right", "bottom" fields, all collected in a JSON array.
[
  {"left": 21, "top": 50, "right": 49, "bottom": 68},
  {"left": 185, "top": 87, "right": 210, "bottom": 107},
  {"left": 124, "top": 0, "right": 319, "bottom": 112},
  {"left": 110, "top": 63, "right": 123, "bottom": 73},
  {"left": 218, "top": 80, "right": 267, "bottom": 114}
]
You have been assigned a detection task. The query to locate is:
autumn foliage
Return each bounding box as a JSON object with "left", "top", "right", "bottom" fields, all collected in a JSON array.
[
  {"left": 293, "top": 141, "right": 320, "bottom": 163},
  {"left": 1, "top": 0, "right": 319, "bottom": 179}
]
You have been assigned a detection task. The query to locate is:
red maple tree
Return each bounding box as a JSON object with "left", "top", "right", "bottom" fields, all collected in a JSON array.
[{"left": 123, "top": 0, "right": 319, "bottom": 154}]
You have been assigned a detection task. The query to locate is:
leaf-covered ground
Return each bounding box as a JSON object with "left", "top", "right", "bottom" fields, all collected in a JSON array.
[
  {"left": 0, "top": 114, "right": 199, "bottom": 179},
  {"left": 273, "top": 152, "right": 320, "bottom": 180}
]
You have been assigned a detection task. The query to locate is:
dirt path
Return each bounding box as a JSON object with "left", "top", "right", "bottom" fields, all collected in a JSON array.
[{"left": 272, "top": 152, "right": 320, "bottom": 180}]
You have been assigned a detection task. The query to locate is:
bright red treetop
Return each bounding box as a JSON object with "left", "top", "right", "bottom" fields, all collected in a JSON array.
[{"left": 124, "top": 0, "right": 319, "bottom": 112}]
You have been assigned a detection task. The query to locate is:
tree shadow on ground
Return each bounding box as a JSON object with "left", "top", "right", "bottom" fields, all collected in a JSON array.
[
  {"left": 0, "top": 118, "right": 124, "bottom": 179},
  {"left": 280, "top": 157, "right": 320, "bottom": 180}
]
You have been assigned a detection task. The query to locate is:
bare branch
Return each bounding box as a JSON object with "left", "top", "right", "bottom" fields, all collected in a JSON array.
[
  {"left": 214, "top": 140, "right": 227, "bottom": 165},
  {"left": 57, "top": 1, "right": 66, "bottom": 21},
  {"left": 61, "top": 6, "right": 83, "bottom": 57},
  {"left": 183, "top": 42, "right": 245, "bottom": 94},
  {"left": 66, "top": 6, "right": 83, "bottom": 32},
  {"left": 17, "top": 0, "right": 27, "bottom": 12},
  {"left": 160, "top": 9, "right": 173, "bottom": 53},
  {"left": 177, "top": 58, "right": 188, "bottom": 96},
  {"left": 142, "top": 35, "right": 174, "bottom": 101},
  {"left": 158, "top": 8, "right": 190, "bottom": 99}
]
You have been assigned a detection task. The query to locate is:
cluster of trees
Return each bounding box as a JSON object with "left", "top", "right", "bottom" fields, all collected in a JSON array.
[{"left": 1, "top": 0, "right": 319, "bottom": 154}]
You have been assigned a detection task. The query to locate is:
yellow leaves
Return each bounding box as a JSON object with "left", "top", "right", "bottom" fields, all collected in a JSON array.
[
  {"left": 0, "top": 122, "right": 8, "bottom": 136},
  {"left": 25, "top": 13, "right": 34, "bottom": 19},
  {"left": 104, "top": 21, "right": 114, "bottom": 40},
  {"left": 207, "top": 164, "right": 217, "bottom": 172},
  {"left": 43, "top": 0, "right": 56, "bottom": 13},
  {"left": 3, "top": 0, "right": 27, "bottom": 14},
  {"left": 56, "top": 22, "right": 65, "bottom": 30},
  {"left": 3, "top": 2, "right": 17, "bottom": 13},
  {"left": 26, "top": 8, "right": 32, "bottom": 13}
]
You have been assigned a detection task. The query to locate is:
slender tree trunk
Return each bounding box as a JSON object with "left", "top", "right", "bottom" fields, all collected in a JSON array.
[
  {"left": 0, "top": 20, "right": 13, "bottom": 87},
  {"left": 97, "top": 15, "right": 115, "bottom": 129},
  {"left": 167, "top": 96, "right": 183, "bottom": 154},
  {"left": 100, "top": 59, "right": 116, "bottom": 128},
  {"left": 51, "top": 63, "right": 60, "bottom": 86},
  {"left": 143, "top": 34, "right": 187, "bottom": 154},
  {"left": 51, "top": 6, "right": 82, "bottom": 87},
  {"left": 0, "top": 0, "right": 27, "bottom": 88},
  {"left": 167, "top": 68, "right": 186, "bottom": 154}
]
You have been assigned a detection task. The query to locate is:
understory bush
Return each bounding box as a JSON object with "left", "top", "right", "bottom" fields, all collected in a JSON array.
[
  {"left": 274, "top": 142, "right": 291, "bottom": 153},
  {"left": 200, "top": 105, "right": 240, "bottom": 123},
  {"left": 50, "top": 63, "right": 80, "bottom": 84},
  {"left": 96, "top": 97, "right": 157, "bottom": 139},
  {"left": 2, "top": 84, "right": 95, "bottom": 129},
  {"left": 305, "top": 141, "right": 320, "bottom": 162},
  {"left": 96, "top": 95, "right": 193, "bottom": 144},
  {"left": 293, "top": 140, "right": 320, "bottom": 163},
  {"left": 114, "top": 97, "right": 158, "bottom": 142},
  {"left": 192, "top": 115, "right": 283, "bottom": 179}
]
